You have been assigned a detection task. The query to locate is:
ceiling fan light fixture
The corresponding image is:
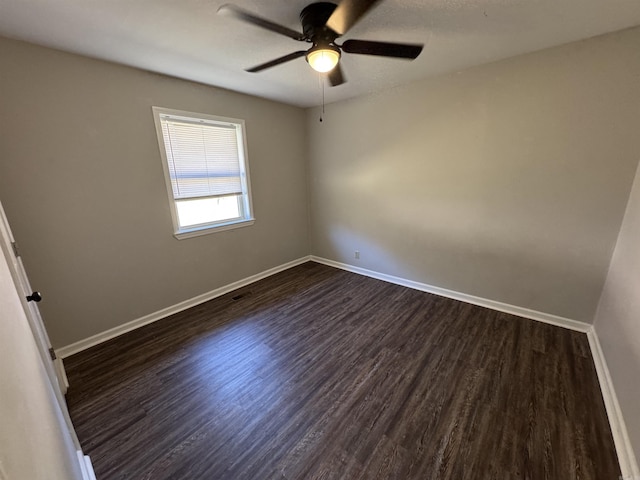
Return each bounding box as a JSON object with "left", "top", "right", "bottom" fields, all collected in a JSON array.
[
  {"left": 306, "top": 45, "right": 340, "bottom": 73},
  {"left": 221, "top": 1, "right": 424, "bottom": 88}
]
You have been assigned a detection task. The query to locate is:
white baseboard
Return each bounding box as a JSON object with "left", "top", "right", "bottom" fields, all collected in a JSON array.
[
  {"left": 56, "top": 254, "right": 635, "bottom": 476},
  {"left": 587, "top": 329, "right": 640, "bottom": 479},
  {"left": 310, "top": 256, "right": 591, "bottom": 333},
  {"left": 57, "top": 256, "right": 311, "bottom": 358},
  {"left": 312, "top": 256, "right": 638, "bottom": 476},
  {"left": 76, "top": 451, "right": 96, "bottom": 480},
  {"left": 58, "top": 254, "right": 589, "bottom": 358},
  {"left": 54, "top": 357, "right": 69, "bottom": 393}
]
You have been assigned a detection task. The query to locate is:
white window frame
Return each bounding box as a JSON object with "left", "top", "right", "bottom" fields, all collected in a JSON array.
[{"left": 152, "top": 107, "right": 255, "bottom": 239}]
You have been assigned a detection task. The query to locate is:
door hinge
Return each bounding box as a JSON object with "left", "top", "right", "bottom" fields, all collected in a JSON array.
[
  {"left": 11, "top": 241, "right": 20, "bottom": 258},
  {"left": 49, "top": 347, "right": 57, "bottom": 361}
]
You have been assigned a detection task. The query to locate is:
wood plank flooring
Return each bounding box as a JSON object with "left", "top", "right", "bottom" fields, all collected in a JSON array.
[{"left": 64, "top": 262, "right": 621, "bottom": 479}]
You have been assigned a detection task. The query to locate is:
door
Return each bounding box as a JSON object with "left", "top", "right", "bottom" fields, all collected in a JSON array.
[
  {"left": 0, "top": 236, "right": 88, "bottom": 479},
  {"left": 0, "top": 200, "right": 80, "bottom": 448}
]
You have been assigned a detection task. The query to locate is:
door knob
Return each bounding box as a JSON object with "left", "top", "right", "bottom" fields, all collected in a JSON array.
[{"left": 26, "top": 291, "right": 42, "bottom": 302}]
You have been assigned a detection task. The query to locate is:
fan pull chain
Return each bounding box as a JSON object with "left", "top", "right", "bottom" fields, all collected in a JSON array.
[
  {"left": 319, "top": 73, "right": 325, "bottom": 123},
  {"left": 322, "top": 80, "right": 325, "bottom": 122}
]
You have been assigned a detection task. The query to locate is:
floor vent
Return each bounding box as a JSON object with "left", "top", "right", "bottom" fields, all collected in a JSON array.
[{"left": 232, "top": 292, "right": 250, "bottom": 301}]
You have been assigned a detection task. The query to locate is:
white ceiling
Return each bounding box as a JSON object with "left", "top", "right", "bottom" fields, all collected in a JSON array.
[{"left": 1, "top": 0, "right": 639, "bottom": 108}]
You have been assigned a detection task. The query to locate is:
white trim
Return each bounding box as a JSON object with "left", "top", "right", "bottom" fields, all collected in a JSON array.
[
  {"left": 310, "top": 256, "right": 591, "bottom": 333},
  {"left": 54, "top": 357, "right": 69, "bottom": 393},
  {"left": 56, "top": 256, "right": 311, "bottom": 358},
  {"left": 76, "top": 451, "right": 97, "bottom": 480},
  {"left": 55, "top": 254, "right": 636, "bottom": 476},
  {"left": 174, "top": 218, "right": 254, "bottom": 240},
  {"left": 311, "top": 255, "right": 637, "bottom": 476},
  {"left": 587, "top": 328, "right": 640, "bottom": 479}
]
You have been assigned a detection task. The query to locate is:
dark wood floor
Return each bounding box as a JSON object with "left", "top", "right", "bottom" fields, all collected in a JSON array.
[{"left": 65, "top": 262, "right": 621, "bottom": 479}]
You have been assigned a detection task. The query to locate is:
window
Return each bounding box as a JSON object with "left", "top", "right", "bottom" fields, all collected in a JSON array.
[{"left": 152, "top": 107, "right": 254, "bottom": 239}]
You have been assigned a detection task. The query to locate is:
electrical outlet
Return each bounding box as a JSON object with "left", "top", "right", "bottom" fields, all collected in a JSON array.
[{"left": 354, "top": 251, "right": 360, "bottom": 259}]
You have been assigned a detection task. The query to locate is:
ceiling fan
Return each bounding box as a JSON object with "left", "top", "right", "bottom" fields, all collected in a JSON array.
[{"left": 218, "top": 0, "right": 424, "bottom": 86}]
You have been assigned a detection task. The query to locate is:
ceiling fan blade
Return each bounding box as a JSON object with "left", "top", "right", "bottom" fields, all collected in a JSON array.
[
  {"left": 246, "top": 50, "right": 308, "bottom": 73},
  {"left": 342, "top": 39, "right": 423, "bottom": 59},
  {"left": 328, "top": 64, "right": 346, "bottom": 86},
  {"left": 218, "top": 4, "right": 305, "bottom": 41},
  {"left": 326, "top": 0, "right": 382, "bottom": 36}
]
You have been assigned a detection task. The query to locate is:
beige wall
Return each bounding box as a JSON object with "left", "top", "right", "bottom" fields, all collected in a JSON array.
[
  {"left": 0, "top": 22, "right": 638, "bottom": 469},
  {"left": 594, "top": 161, "right": 640, "bottom": 463},
  {"left": 1, "top": 27, "right": 639, "bottom": 353},
  {"left": 0, "top": 37, "right": 309, "bottom": 348},
  {"left": 307, "top": 27, "right": 640, "bottom": 323}
]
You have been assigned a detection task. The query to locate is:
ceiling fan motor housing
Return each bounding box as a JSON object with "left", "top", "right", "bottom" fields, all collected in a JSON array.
[{"left": 300, "top": 2, "right": 339, "bottom": 44}]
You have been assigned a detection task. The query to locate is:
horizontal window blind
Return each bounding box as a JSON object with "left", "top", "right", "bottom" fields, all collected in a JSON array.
[{"left": 160, "top": 117, "right": 242, "bottom": 200}]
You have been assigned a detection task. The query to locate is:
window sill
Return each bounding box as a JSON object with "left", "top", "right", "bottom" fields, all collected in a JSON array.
[{"left": 173, "top": 218, "right": 255, "bottom": 240}]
